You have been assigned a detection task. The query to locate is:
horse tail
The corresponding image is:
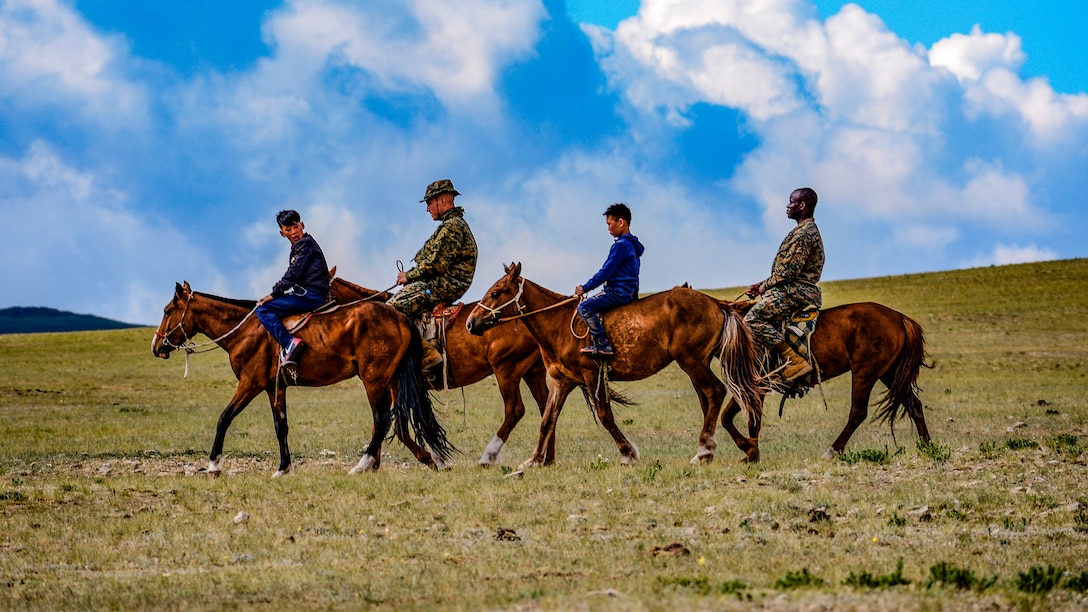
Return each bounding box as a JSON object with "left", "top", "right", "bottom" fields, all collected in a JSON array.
[
  {"left": 718, "top": 304, "right": 764, "bottom": 426},
  {"left": 392, "top": 324, "right": 456, "bottom": 464},
  {"left": 874, "top": 315, "right": 932, "bottom": 427}
]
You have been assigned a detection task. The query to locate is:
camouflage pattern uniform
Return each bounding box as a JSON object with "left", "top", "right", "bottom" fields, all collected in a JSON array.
[
  {"left": 745, "top": 218, "right": 824, "bottom": 349},
  {"left": 388, "top": 205, "right": 478, "bottom": 319}
]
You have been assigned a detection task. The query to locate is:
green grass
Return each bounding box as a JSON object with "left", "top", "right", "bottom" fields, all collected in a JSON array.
[{"left": 2, "top": 259, "right": 1088, "bottom": 609}]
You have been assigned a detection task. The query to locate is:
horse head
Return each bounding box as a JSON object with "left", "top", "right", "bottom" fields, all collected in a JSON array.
[
  {"left": 466, "top": 262, "right": 524, "bottom": 336},
  {"left": 151, "top": 281, "right": 195, "bottom": 359}
]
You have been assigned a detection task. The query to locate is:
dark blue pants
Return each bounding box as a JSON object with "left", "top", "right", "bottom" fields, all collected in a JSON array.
[
  {"left": 256, "top": 293, "right": 326, "bottom": 348},
  {"left": 577, "top": 291, "right": 633, "bottom": 346}
]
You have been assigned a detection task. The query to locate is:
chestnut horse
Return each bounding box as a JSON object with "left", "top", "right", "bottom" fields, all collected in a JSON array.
[
  {"left": 329, "top": 275, "right": 548, "bottom": 466},
  {"left": 465, "top": 263, "right": 762, "bottom": 468},
  {"left": 719, "top": 301, "right": 933, "bottom": 461},
  {"left": 151, "top": 282, "right": 454, "bottom": 476}
]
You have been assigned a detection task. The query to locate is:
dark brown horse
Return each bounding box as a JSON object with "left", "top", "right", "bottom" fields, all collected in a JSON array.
[
  {"left": 151, "top": 282, "right": 454, "bottom": 476},
  {"left": 329, "top": 275, "right": 549, "bottom": 466},
  {"left": 465, "top": 263, "right": 762, "bottom": 468},
  {"left": 719, "top": 301, "right": 933, "bottom": 461}
]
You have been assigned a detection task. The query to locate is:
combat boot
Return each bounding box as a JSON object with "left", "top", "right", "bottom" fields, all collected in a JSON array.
[
  {"left": 421, "top": 339, "right": 444, "bottom": 371},
  {"left": 775, "top": 342, "right": 812, "bottom": 382}
]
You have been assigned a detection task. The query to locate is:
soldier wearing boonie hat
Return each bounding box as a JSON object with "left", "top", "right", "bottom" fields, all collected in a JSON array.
[{"left": 389, "top": 179, "right": 478, "bottom": 370}]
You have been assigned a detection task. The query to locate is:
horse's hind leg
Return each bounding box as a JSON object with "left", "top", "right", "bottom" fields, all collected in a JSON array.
[
  {"left": 904, "top": 391, "right": 930, "bottom": 443},
  {"left": 350, "top": 386, "right": 394, "bottom": 474},
  {"left": 680, "top": 361, "right": 725, "bottom": 464},
  {"left": 592, "top": 390, "right": 639, "bottom": 466},
  {"left": 823, "top": 376, "right": 876, "bottom": 459},
  {"left": 720, "top": 397, "right": 760, "bottom": 463},
  {"left": 520, "top": 380, "right": 577, "bottom": 469}
]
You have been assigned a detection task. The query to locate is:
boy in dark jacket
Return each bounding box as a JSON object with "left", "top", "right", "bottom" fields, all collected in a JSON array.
[
  {"left": 256, "top": 210, "right": 330, "bottom": 366},
  {"left": 575, "top": 203, "right": 644, "bottom": 357}
]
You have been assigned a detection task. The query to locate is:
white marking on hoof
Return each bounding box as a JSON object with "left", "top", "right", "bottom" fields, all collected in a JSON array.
[
  {"left": 478, "top": 435, "right": 505, "bottom": 467},
  {"left": 691, "top": 445, "right": 715, "bottom": 465},
  {"left": 349, "top": 454, "right": 378, "bottom": 474},
  {"left": 208, "top": 455, "right": 225, "bottom": 476},
  {"left": 518, "top": 457, "right": 541, "bottom": 470},
  {"left": 821, "top": 448, "right": 837, "bottom": 460},
  {"left": 433, "top": 454, "right": 453, "bottom": 470},
  {"left": 621, "top": 441, "right": 641, "bottom": 466},
  {"left": 272, "top": 463, "right": 293, "bottom": 478}
]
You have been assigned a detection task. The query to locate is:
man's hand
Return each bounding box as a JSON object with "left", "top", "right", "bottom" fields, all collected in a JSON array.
[
  {"left": 257, "top": 294, "right": 273, "bottom": 305},
  {"left": 745, "top": 282, "right": 763, "bottom": 297},
  {"left": 396, "top": 271, "right": 408, "bottom": 286},
  {"left": 575, "top": 285, "right": 585, "bottom": 297}
]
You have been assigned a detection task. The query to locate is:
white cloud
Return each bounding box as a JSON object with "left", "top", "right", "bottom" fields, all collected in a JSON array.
[
  {"left": 962, "top": 243, "right": 1059, "bottom": 269},
  {"left": 929, "top": 25, "right": 1025, "bottom": 82},
  {"left": 0, "top": 0, "right": 147, "bottom": 125},
  {"left": 0, "top": 142, "right": 225, "bottom": 324}
]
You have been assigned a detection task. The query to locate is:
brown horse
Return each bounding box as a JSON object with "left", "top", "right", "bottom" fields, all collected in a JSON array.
[
  {"left": 465, "top": 263, "right": 762, "bottom": 468},
  {"left": 151, "top": 282, "right": 454, "bottom": 476},
  {"left": 329, "top": 275, "right": 549, "bottom": 466},
  {"left": 719, "top": 301, "right": 933, "bottom": 461}
]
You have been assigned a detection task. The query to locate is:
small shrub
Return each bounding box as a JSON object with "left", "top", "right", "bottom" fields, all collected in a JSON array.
[
  {"left": 844, "top": 558, "right": 911, "bottom": 589},
  {"left": 1003, "top": 516, "right": 1028, "bottom": 531},
  {"left": 1005, "top": 438, "right": 1039, "bottom": 451},
  {"left": 588, "top": 454, "right": 609, "bottom": 470},
  {"left": 718, "top": 579, "right": 747, "bottom": 594},
  {"left": 656, "top": 575, "right": 747, "bottom": 595},
  {"left": 887, "top": 514, "right": 907, "bottom": 527},
  {"left": 1049, "top": 433, "right": 1082, "bottom": 455},
  {"left": 775, "top": 568, "right": 824, "bottom": 589},
  {"left": 1064, "top": 571, "right": 1088, "bottom": 592},
  {"left": 1073, "top": 508, "right": 1088, "bottom": 533},
  {"left": 1016, "top": 565, "right": 1064, "bottom": 594},
  {"left": 925, "top": 561, "right": 998, "bottom": 592},
  {"left": 978, "top": 440, "right": 999, "bottom": 457},
  {"left": 917, "top": 439, "right": 951, "bottom": 462}
]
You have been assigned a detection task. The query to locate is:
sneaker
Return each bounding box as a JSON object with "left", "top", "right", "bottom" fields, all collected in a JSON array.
[
  {"left": 580, "top": 345, "right": 598, "bottom": 355},
  {"left": 595, "top": 343, "right": 615, "bottom": 357},
  {"left": 280, "top": 337, "right": 303, "bottom": 366}
]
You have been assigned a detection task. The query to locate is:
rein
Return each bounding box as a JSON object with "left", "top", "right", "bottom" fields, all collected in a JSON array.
[
  {"left": 470, "top": 279, "right": 579, "bottom": 323},
  {"left": 154, "top": 291, "right": 258, "bottom": 378}
]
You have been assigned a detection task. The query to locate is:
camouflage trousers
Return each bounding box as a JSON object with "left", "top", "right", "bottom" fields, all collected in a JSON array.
[
  {"left": 387, "top": 281, "right": 442, "bottom": 320},
  {"left": 744, "top": 284, "right": 821, "bottom": 350}
]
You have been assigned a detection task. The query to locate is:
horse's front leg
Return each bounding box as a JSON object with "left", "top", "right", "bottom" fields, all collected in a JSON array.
[
  {"left": 824, "top": 378, "right": 876, "bottom": 459},
  {"left": 269, "top": 386, "right": 292, "bottom": 477},
  {"left": 479, "top": 366, "right": 533, "bottom": 467},
  {"left": 350, "top": 386, "right": 394, "bottom": 474},
  {"left": 720, "top": 397, "right": 760, "bottom": 463},
  {"left": 681, "top": 362, "right": 725, "bottom": 465},
  {"left": 594, "top": 390, "right": 640, "bottom": 466},
  {"left": 207, "top": 383, "right": 263, "bottom": 477},
  {"left": 519, "top": 380, "right": 576, "bottom": 469}
]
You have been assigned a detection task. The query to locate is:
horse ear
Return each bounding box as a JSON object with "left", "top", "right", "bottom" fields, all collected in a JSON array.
[
  {"left": 510, "top": 262, "right": 522, "bottom": 280},
  {"left": 329, "top": 265, "right": 337, "bottom": 279},
  {"left": 181, "top": 281, "right": 192, "bottom": 296}
]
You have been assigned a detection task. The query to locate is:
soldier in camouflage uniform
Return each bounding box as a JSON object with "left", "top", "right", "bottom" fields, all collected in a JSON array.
[
  {"left": 389, "top": 179, "right": 478, "bottom": 370},
  {"left": 744, "top": 187, "right": 824, "bottom": 382}
]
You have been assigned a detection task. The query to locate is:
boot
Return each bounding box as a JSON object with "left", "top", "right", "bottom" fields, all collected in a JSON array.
[
  {"left": 421, "top": 339, "right": 444, "bottom": 371},
  {"left": 775, "top": 342, "right": 812, "bottom": 382},
  {"left": 580, "top": 313, "right": 615, "bottom": 358}
]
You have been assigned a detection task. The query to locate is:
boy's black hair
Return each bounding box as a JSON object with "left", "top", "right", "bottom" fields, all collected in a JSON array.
[
  {"left": 276, "top": 209, "right": 302, "bottom": 228},
  {"left": 603, "top": 202, "right": 631, "bottom": 223}
]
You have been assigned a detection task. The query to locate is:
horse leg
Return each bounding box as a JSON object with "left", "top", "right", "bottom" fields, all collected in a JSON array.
[
  {"left": 479, "top": 369, "right": 529, "bottom": 467},
  {"left": 519, "top": 380, "right": 576, "bottom": 469},
  {"left": 678, "top": 361, "right": 725, "bottom": 464},
  {"left": 720, "top": 397, "right": 761, "bottom": 463},
  {"left": 268, "top": 386, "right": 293, "bottom": 477},
  {"left": 207, "top": 384, "right": 263, "bottom": 477},
  {"left": 823, "top": 375, "right": 876, "bottom": 459},
  {"left": 350, "top": 386, "right": 394, "bottom": 474},
  {"left": 593, "top": 391, "right": 640, "bottom": 466},
  {"left": 905, "top": 391, "right": 931, "bottom": 442}
]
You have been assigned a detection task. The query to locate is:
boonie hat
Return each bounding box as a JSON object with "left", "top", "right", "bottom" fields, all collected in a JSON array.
[{"left": 420, "top": 179, "right": 461, "bottom": 203}]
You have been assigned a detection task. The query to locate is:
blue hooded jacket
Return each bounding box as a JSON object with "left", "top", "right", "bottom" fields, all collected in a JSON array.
[{"left": 583, "top": 233, "right": 645, "bottom": 298}]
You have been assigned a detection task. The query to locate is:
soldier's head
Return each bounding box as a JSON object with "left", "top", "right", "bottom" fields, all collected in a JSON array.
[
  {"left": 603, "top": 203, "right": 632, "bottom": 238},
  {"left": 421, "top": 179, "right": 460, "bottom": 220},
  {"left": 787, "top": 188, "right": 817, "bottom": 221}
]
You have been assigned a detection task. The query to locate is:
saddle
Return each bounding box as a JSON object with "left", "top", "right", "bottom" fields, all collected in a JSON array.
[
  {"left": 768, "top": 305, "right": 821, "bottom": 412},
  {"left": 415, "top": 302, "right": 465, "bottom": 349}
]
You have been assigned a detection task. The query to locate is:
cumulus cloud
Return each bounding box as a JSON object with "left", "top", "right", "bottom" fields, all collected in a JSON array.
[
  {"left": 0, "top": 0, "right": 147, "bottom": 125},
  {"left": 963, "top": 242, "right": 1059, "bottom": 268}
]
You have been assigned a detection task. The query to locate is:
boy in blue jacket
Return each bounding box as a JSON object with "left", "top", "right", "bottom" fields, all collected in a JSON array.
[
  {"left": 256, "top": 210, "right": 331, "bottom": 366},
  {"left": 575, "top": 203, "right": 644, "bottom": 357}
]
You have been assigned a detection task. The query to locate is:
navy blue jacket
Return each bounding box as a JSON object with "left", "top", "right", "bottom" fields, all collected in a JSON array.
[
  {"left": 583, "top": 233, "right": 644, "bottom": 298},
  {"left": 271, "top": 234, "right": 330, "bottom": 299}
]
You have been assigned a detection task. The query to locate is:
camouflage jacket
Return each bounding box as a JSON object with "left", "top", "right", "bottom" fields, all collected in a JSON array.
[
  {"left": 406, "top": 206, "right": 478, "bottom": 302},
  {"left": 758, "top": 218, "right": 824, "bottom": 293}
]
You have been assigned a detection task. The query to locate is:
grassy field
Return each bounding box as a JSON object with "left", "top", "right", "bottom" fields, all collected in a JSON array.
[{"left": 2, "top": 259, "right": 1087, "bottom": 610}]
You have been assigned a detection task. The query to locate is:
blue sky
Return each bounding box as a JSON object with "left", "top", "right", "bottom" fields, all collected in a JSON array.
[{"left": 3, "top": 0, "right": 1086, "bottom": 325}]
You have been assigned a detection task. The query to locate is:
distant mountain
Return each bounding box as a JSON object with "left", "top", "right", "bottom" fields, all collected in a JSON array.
[{"left": 0, "top": 307, "right": 142, "bottom": 334}]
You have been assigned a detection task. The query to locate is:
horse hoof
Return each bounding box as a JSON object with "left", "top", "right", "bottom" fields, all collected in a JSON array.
[
  {"left": 272, "top": 465, "right": 293, "bottom": 478},
  {"left": 620, "top": 455, "right": 639, "bottom": 466},
  {"left": 349, "top": 454, "right": 378, "bottom": 474},
  {"left": 691, "top": 448, "right": 715, "bottom": 465},
  {"left": 820, "top": 448, "right": 837, "bottom": 460}
]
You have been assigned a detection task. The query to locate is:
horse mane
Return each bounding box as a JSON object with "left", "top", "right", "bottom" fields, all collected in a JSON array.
[
  {"left": 525, "top": 278, "right": 570, "bottom": 302},
  {"left": 194, "top": 291, "right": 258, "bottom": 309}
]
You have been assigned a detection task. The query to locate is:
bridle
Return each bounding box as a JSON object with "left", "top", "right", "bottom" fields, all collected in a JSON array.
[
  {"left": 468, "top": 278, "right": 579, "bottom": 326},
  {"left": 152, "top": 289, "right": 258, "bottom": 377}
]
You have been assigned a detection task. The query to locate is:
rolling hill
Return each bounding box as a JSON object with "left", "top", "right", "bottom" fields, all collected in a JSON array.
[{"left": 0, "top": 306, "right": 141, "bottom": 335}]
